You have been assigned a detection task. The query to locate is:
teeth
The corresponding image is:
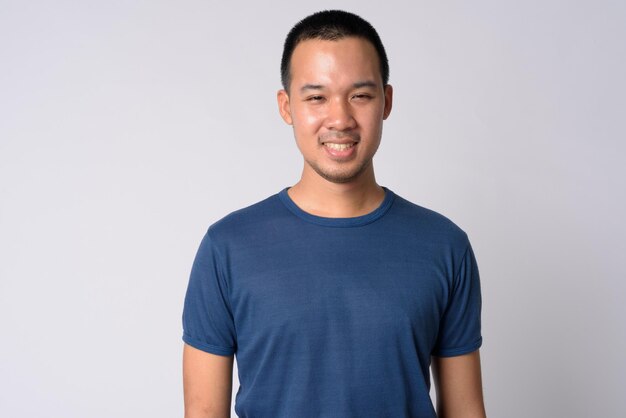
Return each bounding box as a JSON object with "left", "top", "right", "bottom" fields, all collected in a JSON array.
[{"left": 324, "top": 142, "right": 355, "bottom": 150}]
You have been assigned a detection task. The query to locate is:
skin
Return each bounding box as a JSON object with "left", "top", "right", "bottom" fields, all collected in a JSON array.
[
  {"left": 183, "top": 344, "right": 233, "bottom": 418},
  {"left": 432, "top": 350, "right": 488, "bottom": 418},
  {"left": 277, "top": 37, "right": 393, "bottom": 217},
  {"left": 183, "top": 35, "right": 486, "bottom": 418}
]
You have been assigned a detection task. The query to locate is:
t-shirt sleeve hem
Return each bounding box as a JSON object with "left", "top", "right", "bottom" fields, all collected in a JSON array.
[
  {"left": 182, "top": 333, "right": 235, "bottom": 356},
  {"left": 432, "top": 336, "right": 482, "bottom": 358}
]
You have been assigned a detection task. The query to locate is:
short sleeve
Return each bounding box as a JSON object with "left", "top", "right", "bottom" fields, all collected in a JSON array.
[
  {"left": 432, "top": 242, "right": 482, "bottom": 357},
  {"left": 182, "top": 229, "right": 237, "bottom": 356}
]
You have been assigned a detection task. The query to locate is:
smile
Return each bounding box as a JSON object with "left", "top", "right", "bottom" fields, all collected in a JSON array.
[{"left": 323, "top": 142, "right": 356, "bottom": 150}]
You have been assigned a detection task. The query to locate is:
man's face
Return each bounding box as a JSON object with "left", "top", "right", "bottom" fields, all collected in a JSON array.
[{"left": 278, "top": 37, "right": 393, "bottom": 184}]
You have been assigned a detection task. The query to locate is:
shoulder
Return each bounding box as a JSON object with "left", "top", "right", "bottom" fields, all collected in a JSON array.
[
  {"left": 389, "top": 191, "right": 470, "bottom": 250},
  {"left": 204, "top": 191, "right": 287, "bottom": 243}
]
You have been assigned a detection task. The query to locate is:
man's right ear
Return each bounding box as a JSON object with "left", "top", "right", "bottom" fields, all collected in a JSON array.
[{"left": 277, "top": 89, "right": 293, "bottom": 125}]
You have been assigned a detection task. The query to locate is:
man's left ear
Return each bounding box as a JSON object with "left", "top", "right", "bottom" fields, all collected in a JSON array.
[
  {"left": 383, "top": 84, "right": 393, "bottom": 120},
  {"left": 277, "top": 89, "right": 293, "bottom": 125}
]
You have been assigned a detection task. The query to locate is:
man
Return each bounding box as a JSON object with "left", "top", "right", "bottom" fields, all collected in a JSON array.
[{"left": 182, "top": 10, "right": 486, "bottom": 418}]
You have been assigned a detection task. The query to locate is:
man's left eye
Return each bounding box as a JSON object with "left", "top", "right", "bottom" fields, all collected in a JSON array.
[{"left": 353, "top": 94, "right": 372, "bottom": 100}]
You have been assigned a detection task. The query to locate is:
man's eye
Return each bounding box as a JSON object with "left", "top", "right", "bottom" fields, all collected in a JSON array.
[
  {"left": 306, "top": 96, "right": 325, "bottom": 102},
  {"left": 352, "top": 94, "right": 372, "bottom": 100}
]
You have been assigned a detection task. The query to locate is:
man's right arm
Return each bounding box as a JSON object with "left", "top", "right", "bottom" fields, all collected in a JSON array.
[{"left": 183, "top": 343, "right": 234, "bottom": 418}]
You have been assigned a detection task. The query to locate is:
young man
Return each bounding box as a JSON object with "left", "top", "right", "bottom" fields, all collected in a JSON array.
[{"left": 182, "top": 10, "right": 486, "bottom": 418}]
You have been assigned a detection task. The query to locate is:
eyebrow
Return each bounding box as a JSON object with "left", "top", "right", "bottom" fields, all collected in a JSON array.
[
  {"left": 352, "top": 80, "right": 377, "bottom": 89},
  {"left": 300, "top": 84, "right": 324, "bottom": 93},
  {"left": 299, "top": 80, "right": 378, "bottom": 93}
]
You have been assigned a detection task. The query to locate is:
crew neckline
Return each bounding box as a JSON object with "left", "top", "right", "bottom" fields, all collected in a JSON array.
[{"left": 278, "top": 186, "right": 396, "bottom": 227}]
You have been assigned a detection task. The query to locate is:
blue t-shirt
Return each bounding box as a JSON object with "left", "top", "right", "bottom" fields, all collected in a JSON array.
[{"left": 182, "top": 187, "right": 482, "bottom": 418}]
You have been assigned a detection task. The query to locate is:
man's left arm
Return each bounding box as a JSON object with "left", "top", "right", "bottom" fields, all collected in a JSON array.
[{"left": 431, "top": 349, "right": 487, "bottom": 418}]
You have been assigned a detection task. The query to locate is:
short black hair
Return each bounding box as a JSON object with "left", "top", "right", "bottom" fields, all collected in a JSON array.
[{"left": 280, "top": 10, "right": 389, "bottom": 92}]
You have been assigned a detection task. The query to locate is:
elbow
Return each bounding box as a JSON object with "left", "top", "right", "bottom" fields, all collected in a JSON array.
[{"left": 184, "top": 407, "right": 230, "bottom": 418}]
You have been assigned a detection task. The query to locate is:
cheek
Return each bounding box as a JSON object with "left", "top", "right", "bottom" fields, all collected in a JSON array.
[
  {"left": 292, "top": 108, "right": 324, "bottom": 132},
  {"left": 359, "top": 109, "right": 384, "bottom": 133},
  {"left": 305, "top": 113, "right": 322, "bottom": 126}
]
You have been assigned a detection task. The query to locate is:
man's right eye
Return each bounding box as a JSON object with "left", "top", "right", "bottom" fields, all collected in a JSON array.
[{"left": 306, "top": 96, "right": 325, "bottom": 102}]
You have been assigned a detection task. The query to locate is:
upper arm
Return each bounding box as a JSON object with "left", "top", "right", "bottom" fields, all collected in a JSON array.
[
  {"left": 183, "top": 343, "right": 234, "bottom": 418},
  {"left": 431, "top": 349, "right": 486, "bottom": 418}
]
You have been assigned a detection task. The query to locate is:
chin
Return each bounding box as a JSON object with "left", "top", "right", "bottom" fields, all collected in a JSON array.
[{"left": 315, "top": 165, "right": 370, "bottom": 184}]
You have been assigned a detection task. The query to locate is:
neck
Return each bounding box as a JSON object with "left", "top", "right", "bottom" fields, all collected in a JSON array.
[{"left": 287, "top": 166, "right": 385, "bottom": 218}]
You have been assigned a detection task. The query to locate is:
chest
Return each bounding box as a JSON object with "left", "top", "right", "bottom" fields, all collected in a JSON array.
[{"left": 225, "top": 233, "right": 451, "bottom": 351}]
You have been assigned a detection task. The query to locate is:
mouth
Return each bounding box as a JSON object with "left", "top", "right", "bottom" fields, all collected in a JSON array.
[
  {"left": 321, "top": 140, "right": 358, "bottom": 159},
  {"left": 322, "top": 142, "right": 357, "bottom": 151},
  {"left": 320, "top": 131, "right": 360, "bottom": 158}
]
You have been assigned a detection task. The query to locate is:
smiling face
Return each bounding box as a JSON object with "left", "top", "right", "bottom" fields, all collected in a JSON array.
[{"left": 278, "top": 37, "right": 393, "bottom": 185}]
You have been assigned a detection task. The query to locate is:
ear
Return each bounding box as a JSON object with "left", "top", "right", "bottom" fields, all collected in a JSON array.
[
  {"left": 382, "top": 84, "right": 393, "bottom": 120},
  {"left": 277, "top": 89, "right": 293, "bottom": 125}
]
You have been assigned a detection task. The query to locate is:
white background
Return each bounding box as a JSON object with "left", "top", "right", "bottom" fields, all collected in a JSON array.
[{"left": 1, "top": 1, "right": 625, "bottom": 417}]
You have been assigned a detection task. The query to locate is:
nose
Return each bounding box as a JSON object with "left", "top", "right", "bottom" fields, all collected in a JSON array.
[{"left": 325, "top": 97, "right": 356, "bottom": 131}]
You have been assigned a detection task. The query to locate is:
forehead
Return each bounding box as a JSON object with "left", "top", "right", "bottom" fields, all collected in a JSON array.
[{"left": 289, "top": 37, "right": 382, "bottom": 89}]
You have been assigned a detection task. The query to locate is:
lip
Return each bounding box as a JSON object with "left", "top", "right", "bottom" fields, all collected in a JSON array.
[
  {"left": 321, "top": 139, "right": 358, "bottom": 145},
  {"left": 322, "top": 141, "right": 357, "bottom": 159},
  {"left": 319, "top": 131, "right": 360, "bottom": 146}
]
